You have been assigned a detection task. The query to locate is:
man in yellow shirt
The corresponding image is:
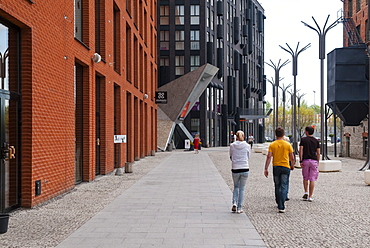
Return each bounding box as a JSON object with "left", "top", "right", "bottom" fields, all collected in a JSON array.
[{"left": 264, "top": 127, "right": 295, "bottom": 213}]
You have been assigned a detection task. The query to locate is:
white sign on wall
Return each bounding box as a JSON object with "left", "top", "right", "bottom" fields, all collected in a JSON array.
[
  {"left": 185, "top": 139, "right": 190, "bottom": 149},
  {"left": 114, "top": 135, "right": 127, "bottom": 143}
]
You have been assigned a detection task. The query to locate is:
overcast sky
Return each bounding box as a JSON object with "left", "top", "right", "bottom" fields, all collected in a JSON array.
[{"left": 259, "top": 0, "right": 344, "bottom": 106}]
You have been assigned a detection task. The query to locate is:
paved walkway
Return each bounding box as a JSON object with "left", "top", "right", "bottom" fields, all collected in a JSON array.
[{"left": 57, "top": 151, "right": 266, "bottom": 248}]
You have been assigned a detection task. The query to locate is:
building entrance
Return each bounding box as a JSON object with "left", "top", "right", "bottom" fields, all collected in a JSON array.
[{"left": 0, "top": 21, "right": 21, "bottom": 212}]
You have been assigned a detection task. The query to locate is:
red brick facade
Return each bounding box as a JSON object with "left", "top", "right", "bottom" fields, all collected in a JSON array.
[
  {"left": 343, "top": 0, "right": 369, "bottom": 46},
  {"left": 0, "top": 0, "right": 157, "bottom": 208}
]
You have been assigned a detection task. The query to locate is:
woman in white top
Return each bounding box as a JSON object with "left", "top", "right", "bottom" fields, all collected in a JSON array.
[{"left": 229, "top": 130, "right": 251, "bottom": 213}]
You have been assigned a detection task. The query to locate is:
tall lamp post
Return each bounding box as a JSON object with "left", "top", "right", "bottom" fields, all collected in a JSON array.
[
  {"left": 313, "top": 90, "right": 317, "bottom": 125},
  {"left": 280, "top": 42, "right": 311, "bottom": 153},
  {"left": 267, "top": 77, "right": 283, "bottom": 134},
  {"left": 279, "top": 83, "right": 292, "bottom": 130},
  {"left": 297, "top": 93, "right": 306, "bottom": 141},
  {"left": 267, "top": 78, "right": 276, "bottom": 133},
  {"left": 302, "top": 15, "right": 339, "bottom": 160},
  {"left": 266, "top": 59, "right": 290, "bottom": 130},
  {"left": 288, "top": 89, "right": 301, "bottom": 141}
]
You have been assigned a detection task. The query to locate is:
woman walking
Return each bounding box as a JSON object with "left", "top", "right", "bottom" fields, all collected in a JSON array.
[
  {"left": 193, "top": 134, "right": 200, "bottom": 154},
  {"left": 229, "top": 130, "right": 251, "bottom": 213}
]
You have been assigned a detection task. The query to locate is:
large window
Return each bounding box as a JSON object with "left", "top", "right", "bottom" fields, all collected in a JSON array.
[
  {"left": 175, "top": 30, "right": 185, "bottom": 50},
  {"left": 113, "top": 3, "right": 121, "bottom": 72},
  {"left": 190, "top": 30, "right": 200, "bottom": 50},
  {"left": 126, "top": 25, "right": 132, "bottom": 82},
  {"left": 160, "top": 31, "right": 169, "bottom": 50},
  {"left": 175, "top": 5, "right": 185, "bottom": 25},
  {"left": 160, "top": 56, "right": 169, "bottom": 66},
  {"left": 190, "top": 55, "right": 200, "bottom": 71},
  {"left": 175, "top": 56, "right": 184, "bottom": 75},
  {"left": 348, "top": 0, "right": 353, "bottom": 17},
  {"left": 74, "top": 0, "right": 83, "bottom": 40},
  {"left": 190, "top": 5, "right": 200, "bottom": 25},
  {"left": 160, "top": 5, "right": 170, "bottom": 25},
  {"left": 356, "top": 0, "right": 361, "bottom": 12},
  {"left": 95, "top": 0, "right": 105, "bottom": 57}
]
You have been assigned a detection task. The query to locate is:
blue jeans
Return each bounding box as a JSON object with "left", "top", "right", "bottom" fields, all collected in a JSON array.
[
  {"left": 232, "top": 171, "right": 249, "bottom": 210},
  {"left": 273, "top": 166, "right": 291, "bottom": 210}
]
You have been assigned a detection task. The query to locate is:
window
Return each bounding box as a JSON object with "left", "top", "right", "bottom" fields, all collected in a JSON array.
[
  {"left": 227, "top": 24, "right": 230, "bottom": 42},
  {"left": 190, "top": 5, "right": 200, "bottom": 25},
  {"left": 190, "top": 30, "right": 200, "bottom": 50},
  {"left": 160, "top": 31, "right": 169, "bottom": 50},
  {"left": 126, "top": 0, "right": 132, "bottom": 15},
  {"left": 356, "top": 0, "right": 361, "bottom": 12},
  {"left": 175, "top": 5, "right": 185, "bottom": 25},
  {"left": 113, "top": 3, "right": 121, "bottom": 72},
  {"left": 175, "top": 30, "right": 185, "bottom": 50},
  {"left": 126, "top": 25, "right": 132, "bottom": 82},
  {"left": 74, "top": 0, "right": 83, "bottom": 40},
  {"left": 160, "top": 56, "right": 169, "bottom": 66},
  {"left": 348, "top": 0, "right": 353, "bottom": 17},
  {"left": 191, "top": 56, "right": 200, "bottom": 71},
  {"left": 160, "top": 5, "right": 169, "bottom": 25},
  {"left": 134, "top": 36, "right": 138, "bottom": 87},
  {"left": 95, "top": 0, "right": 105, "bottom": 57},
  {"left": 175, "top": 56, "right": 184, "bottom": 75}
]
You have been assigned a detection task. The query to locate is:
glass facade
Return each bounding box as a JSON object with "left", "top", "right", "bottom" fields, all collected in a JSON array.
[{"left": 158, "top": 0, "right": 265, "bottom": 146}]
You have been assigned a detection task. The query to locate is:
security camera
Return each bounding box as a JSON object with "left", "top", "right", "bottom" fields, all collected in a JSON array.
[{"left": 92, "top": 53, "right": 101, "bottom": 63}]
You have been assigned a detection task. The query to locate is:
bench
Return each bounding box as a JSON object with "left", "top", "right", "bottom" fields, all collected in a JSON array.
[
  {"left": 318, "top": 160, "right": 342, "bottom": 172},
  {"left": 364, "top": 170, "right": 370, "bottom": 185}
]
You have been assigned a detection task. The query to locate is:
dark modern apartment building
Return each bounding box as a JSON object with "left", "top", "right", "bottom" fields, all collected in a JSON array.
[{"left": 158, "top": 0, "right": 266, "bottom": 148}]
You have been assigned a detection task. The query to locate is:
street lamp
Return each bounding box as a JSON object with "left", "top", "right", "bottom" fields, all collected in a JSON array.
[
  {"left": 267, "top": 78, "right": 276, "bottom": 133},
  {"left": 280, "top": 42, "right": 311, "bottom": 153},
  {"left": 278, "top": 83, "right": 292, "bottom": 130},
  {"left": 297, "top": 92, "right": 306, "bottom": 141},
  {"left": 288, "top": 89, "right": 301, "bottom": 144},
  {"left": 313, "top": 90, "right": 317, "bottom": 130},
  {"left": 302, "top": 15, "right": 339, "bottom": 160},
  {"left": 265, "top": 59, "right": 290, "bottom": 130},
  {"left": 267, "top": 77, "right": 284, "bottom": 133}
]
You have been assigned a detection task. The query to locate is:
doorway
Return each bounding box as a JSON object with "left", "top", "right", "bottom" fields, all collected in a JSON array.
[
  {"left": 95, "top": 76, "right": 101, "bottom": 175},
  {"left": 0, "top": 21, "right": 21, "bottom": 213}
]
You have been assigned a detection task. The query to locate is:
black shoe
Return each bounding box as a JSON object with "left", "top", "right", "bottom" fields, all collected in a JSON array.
[
  {"left": 286, "top": 197, "right": 290, "bottom": 201},
  {"left": 231, "top": 204, "right": 237, "bottom": 212},
  {"left": 302, "top": 193, "right": 308, "bottom": 201}
]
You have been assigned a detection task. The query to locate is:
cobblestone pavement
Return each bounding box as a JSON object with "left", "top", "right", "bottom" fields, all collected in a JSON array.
[
  {"left": 209, "top": 147, "right": 370, "bottom": 248},
  {"left": 1, "top": 146, "right": 369, "bottom": 247}
]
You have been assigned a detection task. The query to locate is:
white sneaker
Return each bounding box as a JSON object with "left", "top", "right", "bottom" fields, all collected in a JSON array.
[
  {"left": 308, "top": 197, "right": 314, "bottom": 202},
  {"left": 237, "top": 209, "right": 243, "bottom": 214}
]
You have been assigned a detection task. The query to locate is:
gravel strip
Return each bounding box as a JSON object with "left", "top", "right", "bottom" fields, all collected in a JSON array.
[{"left": 1, "top": 147, "right": 370, "bottom": 248}]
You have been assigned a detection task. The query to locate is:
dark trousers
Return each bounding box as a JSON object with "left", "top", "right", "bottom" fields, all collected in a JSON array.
[{"left": 273, "top": 166, "right": 291, "bottom": 210}]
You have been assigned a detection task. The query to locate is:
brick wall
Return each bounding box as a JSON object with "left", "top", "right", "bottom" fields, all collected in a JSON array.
[
  {"left": 0, "top": 0, "right": 157, "bottom": 208},
  {"left": 343, "top": 0, "right": 369, "bottom": 46}
]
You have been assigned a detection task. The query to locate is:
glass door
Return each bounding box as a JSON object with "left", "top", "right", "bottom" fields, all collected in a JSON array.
[
  {"left": 0, "top": 92, "right": 19, "bottom": 212},
  {"left": 0, "top": 20, "right": 21, "bottom": 212}
]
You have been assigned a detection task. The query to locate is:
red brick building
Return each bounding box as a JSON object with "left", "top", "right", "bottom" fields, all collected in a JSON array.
[
  {"left": 343, "top": 0, "right": 369, "bottom": 46},
  {"left": 0, "top": 0, "right": 157, "bottom": 211}
]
